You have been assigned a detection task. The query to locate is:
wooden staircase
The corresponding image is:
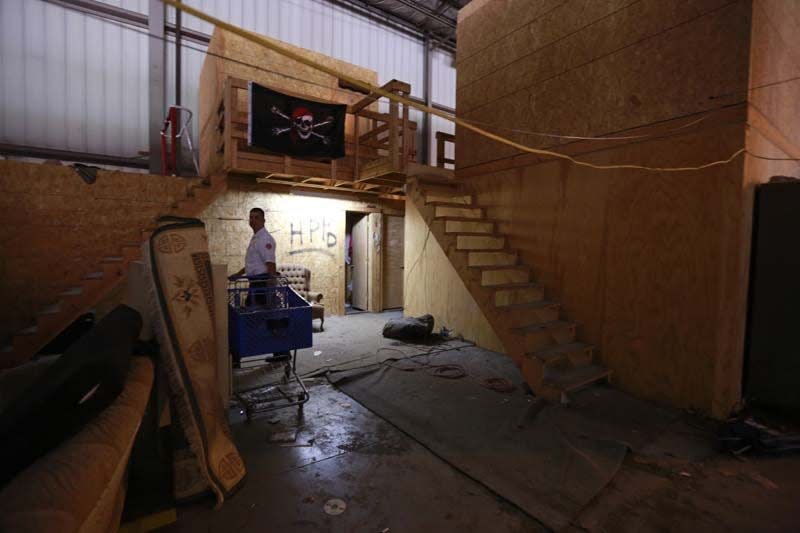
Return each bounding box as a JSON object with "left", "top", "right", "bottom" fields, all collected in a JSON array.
[
  {"left": 0, "top": 174, "right": 227, "bottom": 369},
  {"left": 409, "top": 179, "right": 611, "bottom": 400}
]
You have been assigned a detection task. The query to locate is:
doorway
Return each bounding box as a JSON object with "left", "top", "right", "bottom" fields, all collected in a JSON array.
[
  {"left": 345, "top": 211, "right": 369, "bottom": 313},
  {"left": 382, "top": 214, "right": 405, "bottom": 310}
]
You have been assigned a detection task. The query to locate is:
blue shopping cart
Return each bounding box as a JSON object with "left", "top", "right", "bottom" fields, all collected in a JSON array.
[{"left": 228, "top": 275, "right": 312, "bottom": 418}]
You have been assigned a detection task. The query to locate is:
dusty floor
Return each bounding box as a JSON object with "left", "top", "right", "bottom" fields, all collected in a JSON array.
[{"left": 163, "top": 311, "right": 800, "bottom": 532}]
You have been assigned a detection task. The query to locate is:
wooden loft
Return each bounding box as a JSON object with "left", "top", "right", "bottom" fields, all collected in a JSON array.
[{"left": 209, "top": 77, "right": 454, "bottom": 200}]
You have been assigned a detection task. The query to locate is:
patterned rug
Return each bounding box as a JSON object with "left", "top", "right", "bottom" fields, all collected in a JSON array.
[{"left": 146, "top": 217, "right": 246, "bottom": 506}]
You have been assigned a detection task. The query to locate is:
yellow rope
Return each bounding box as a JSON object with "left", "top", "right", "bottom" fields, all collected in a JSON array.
[{"left": 163, "top": 0, "right": 746, "bottom": 173}]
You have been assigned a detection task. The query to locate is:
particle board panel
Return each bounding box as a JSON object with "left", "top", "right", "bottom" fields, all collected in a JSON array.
[
  {"left": 457, "top": 0, "right": 733, "bottom": 114},
  {"left": 403, "top": 198, "right": 504, "bottom": 352},
  {"left": 460, "top": 122, "right": 748, "bottom": 414},
  {"left": 200, "top": 178, "right": 401, "bottom": 317},
  {"left": 457, "top": 0, "right": 751, "bottom": 169},
  {"left": 457, "top": 0, "right": 638, "bottom": 89},
  {"left": 748, "top": 0, "right": 800, "bottom": 158},
  {"left": 456, "top": 0, "right": 565, "bottom": 65}
]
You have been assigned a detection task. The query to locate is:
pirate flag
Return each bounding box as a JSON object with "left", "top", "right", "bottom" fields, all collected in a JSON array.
[{"left": 248, "top": 82, "right": 346, "bottom": 159}]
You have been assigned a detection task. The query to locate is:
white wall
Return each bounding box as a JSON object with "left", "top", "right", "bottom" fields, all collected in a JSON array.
[{"left": 0, "top": 0, "right": 456, "bottom": 161}]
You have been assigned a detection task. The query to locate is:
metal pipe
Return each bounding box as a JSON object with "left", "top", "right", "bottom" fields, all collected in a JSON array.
[
  {"left": 421, "top": 33, "right": 432, "bottom": 165},
  {"left": 175, "top": 8, "right": 182, "bottom": 106},
  {"left": 43, "top": 0, "right": 210, "bottom": 45},
  {"left": 175, "top": 6, "right": 182, "bottom": 174},
  {"left": 148, "top": 0, "right": 166, "bottom": 174},
  {"left": 0, "top": 143, "right": 148, "bottom": 169}
]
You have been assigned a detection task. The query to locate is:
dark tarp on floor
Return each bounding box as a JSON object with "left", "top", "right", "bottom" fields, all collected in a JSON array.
[{"left": 328, "top": 346, "right": 682, "bottom": 530}]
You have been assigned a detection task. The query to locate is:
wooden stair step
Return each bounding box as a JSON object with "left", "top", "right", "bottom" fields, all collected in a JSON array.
[
  {"left": 461, "top": 246, "right": 516, "bottom": 253},
  {"left": 543, "top": 364, "right": 611, "bottom": 393},
  {"left": 495, "top": 299, "right": 560, "bottom": 329},
  {"left": 425, "top": 195, "right": 472, "bottom": 206},
  {"left": 450, "top": 231, "right": 502, "bottom": 237},
  {"left": 426, "top": 201, "right": 475, "bottom": 208},
  {"left": 17, "top": 325, "right": 38, "bottom": 336},
  {"left": 513, "top": 320, "right": 574, "bottom": 335},
  {"left": 433, "top": 212, "right": 484, "bottom": 221},
  {"left": 417, "top": 182, "right": 464, "bottom": 194},
  {"left": 444, "top": 220, "right": 495, "bottom": 234},
  {"left": 478, "top": 266, "right": 530, "bottom": 286},
  {"left": 468, "top": 250, "right": 518, "bottom": 267},
  {"left": 487, "top": 281, "right": 538, "bottom": 290},
  {"left": 456, "top": 235, "right": 506, "bottom": 250},
  {"left": 499, "top": 299, "right": 558, "bottom": 311},
  {"left": 60, "top": 286, "right": 83, "bottom": 297},
  {"left": 471, "top": 265, "right": 530, "bottom": 272},
  {"left": 531, "top": 342, "right": 593, "bottom": 365},
  {"left": 39, "top": 302, "right": 61, "bottom": 315},
  {"left": 469, "top": 265, "right": 531, "bottom": 272},
  {"left": 491, "top": 282, "right": 544, "bottom": 306}
]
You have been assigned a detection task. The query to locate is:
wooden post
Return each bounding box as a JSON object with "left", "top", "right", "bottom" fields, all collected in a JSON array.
[
  {"left": 436, "top": 132, "right": 445, "bottom": 168},
  {"left": 388, "top": 93, "right": 399, "bottom": 171},
  {"left": 354, "top": 113, "right": 360, "bottom": 181}
]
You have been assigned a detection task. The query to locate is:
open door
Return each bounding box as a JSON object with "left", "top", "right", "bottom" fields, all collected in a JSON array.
[
  {"left": 352, "top": 214, "right": 369, "bottom": 311},
  {"left": 382, "top": 215, "right": 404, "bottom": 309}
]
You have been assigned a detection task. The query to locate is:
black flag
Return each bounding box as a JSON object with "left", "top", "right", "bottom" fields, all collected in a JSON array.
[{"left": 248, "top": 82, "right": 346, "bottom": 159}]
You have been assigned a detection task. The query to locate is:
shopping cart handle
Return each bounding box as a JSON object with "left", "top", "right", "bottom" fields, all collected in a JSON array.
[{"left": 227, "top": 274, "right": 284, "bottom": 281}]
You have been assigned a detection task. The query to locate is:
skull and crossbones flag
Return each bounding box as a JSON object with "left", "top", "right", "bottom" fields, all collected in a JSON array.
[{"left": 248, "top": 82, "right": 346, "bottom": 159}]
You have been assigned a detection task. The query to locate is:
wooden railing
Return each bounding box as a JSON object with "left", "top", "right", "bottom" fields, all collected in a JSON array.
[
  {"left": 207, "top": 77, "right": 455, "bottom": 199},
  {"left": 435, "top": 131, "right": 456, "bottom": 169},
  {"left": 349, "top": 79, "right": 416, "bottom": 181}
]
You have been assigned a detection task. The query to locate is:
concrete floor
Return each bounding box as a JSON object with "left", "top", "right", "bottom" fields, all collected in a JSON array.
[{"left": 164, "top": 311, "right": 800, "bottom": 533}]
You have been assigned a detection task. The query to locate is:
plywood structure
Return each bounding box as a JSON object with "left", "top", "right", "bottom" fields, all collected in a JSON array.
[
  {"left": 404, "top": 198, "right": 503, "bottom": 352},
  {"left": 429, "top": 0, "right": 800, "bottom": 416},
  {"left": 200, "top": 177, "right": 402, "bottom": 316},
  {"left": 199, "top": 28, "right": 379, "bottom": 176}
]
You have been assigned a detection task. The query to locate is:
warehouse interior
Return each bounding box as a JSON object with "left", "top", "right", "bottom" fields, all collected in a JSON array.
[{"left": 1, "top": 0, "right": 800, "bottom": 531}]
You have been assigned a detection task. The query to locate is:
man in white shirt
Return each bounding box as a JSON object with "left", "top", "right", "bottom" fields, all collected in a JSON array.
[
  {"left": 231, "top": 207, "right": 277, "bottom": 277},
  {"left": 230, "top": 207, "right": 277, "bottom": 306}
]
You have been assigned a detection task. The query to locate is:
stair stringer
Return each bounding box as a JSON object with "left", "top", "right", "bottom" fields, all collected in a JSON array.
[
  {"left": 408, "top": 179, "right": 610, "bottom": 400},
  {"left": 1, "top": 174, "right": 228, "bottom": 369}
]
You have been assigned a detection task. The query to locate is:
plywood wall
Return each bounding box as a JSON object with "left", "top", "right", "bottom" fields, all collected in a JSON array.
[
  {"left": 445, "top": 0, "right": 776, "bottom": 416},
  {"left": 200, "top": 177, "right": 401, "bottom": 315},
  {"left": 404, "top": 198, "right": 504, "bottom": 352},
  {"left": 0, "top": 161, "right": 194, "bottom": 346},
  {"left": 456, "top": 0, "right": 751, "bottom": 169}
]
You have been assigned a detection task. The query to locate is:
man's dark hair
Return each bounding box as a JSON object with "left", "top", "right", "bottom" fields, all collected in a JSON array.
[{"left": 250, "top": 207, "right": 265, "bottom": 217}]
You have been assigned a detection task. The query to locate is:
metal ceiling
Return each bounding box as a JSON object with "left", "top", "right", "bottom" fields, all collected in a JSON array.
[{"left": 335, "top": 0, "right": 469, "bottom": 51}]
